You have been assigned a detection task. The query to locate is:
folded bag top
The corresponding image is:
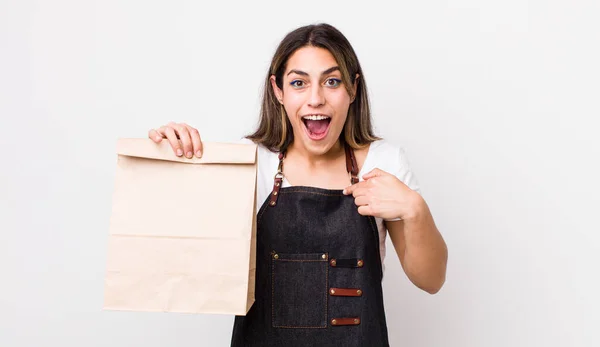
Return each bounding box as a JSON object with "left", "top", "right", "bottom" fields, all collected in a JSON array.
[{"left": 116, "top": 138, "right": 257, "bottom": 165}]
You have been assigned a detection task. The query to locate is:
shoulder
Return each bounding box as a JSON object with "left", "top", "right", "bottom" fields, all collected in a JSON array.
[
  {"left": 367, "top": 139, "right": 406, "bottom": 159},
  {"left": 362, "top": 139, "right": 409, "bottom": 173},
  {"left": 361, "top": 139, "right": 421, "bottom": 194}
]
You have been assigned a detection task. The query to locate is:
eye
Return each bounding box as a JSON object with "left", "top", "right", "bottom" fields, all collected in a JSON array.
[
  {"left": 290, "top": 80, "right": 304, "bottom": 88},
  {"left": 325, "top": 78, "right": 342, "bottom": 87}
]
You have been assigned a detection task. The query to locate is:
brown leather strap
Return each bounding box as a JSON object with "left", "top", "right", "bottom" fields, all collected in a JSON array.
[
  {"left": 344, "top": 144, "right": 359, "bottom": 184},
  {"left": 269, "top": 152, "right": 285, "bottom": 206},
  {"left": 270, "top": 144, "right": 358, "bottom": 207},
  {"left": 330, "top": 317, "right": 361, "bottom": 326},
  {"left": 329, "top": 288, "right": 363, "bottom": 297}
]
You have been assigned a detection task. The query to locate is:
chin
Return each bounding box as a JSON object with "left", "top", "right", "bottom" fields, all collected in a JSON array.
[{"left": 305, "top": 142, "right": 335, "bottom": 156}]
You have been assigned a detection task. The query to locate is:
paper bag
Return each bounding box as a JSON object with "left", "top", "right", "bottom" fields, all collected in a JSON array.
[{"left": 103, "top": 138, "right": 257, "bottom": 315}]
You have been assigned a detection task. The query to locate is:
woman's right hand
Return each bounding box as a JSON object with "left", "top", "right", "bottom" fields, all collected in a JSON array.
[{"left": 148, "top": 122, "right": 203, "bottom": 158}]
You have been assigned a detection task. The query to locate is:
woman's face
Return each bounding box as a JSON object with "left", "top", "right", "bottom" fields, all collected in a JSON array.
[{"left": 271, "top": 46, "right": 356, "bottom": 156}]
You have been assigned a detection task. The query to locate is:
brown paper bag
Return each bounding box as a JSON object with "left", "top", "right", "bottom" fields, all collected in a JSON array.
[{"left": 103, "top": 138, "right": 257, "bottom": 315}]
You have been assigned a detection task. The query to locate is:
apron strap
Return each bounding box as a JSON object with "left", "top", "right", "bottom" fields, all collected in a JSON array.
[
  {"left": 269, "top": 143, "right": 358, "bottom": 207},
  {"left": 345, "top": 144, "right": 359, "bottom": 185},
  {"left": 268, "top": 152, "right": 285, "bottom": 207}
]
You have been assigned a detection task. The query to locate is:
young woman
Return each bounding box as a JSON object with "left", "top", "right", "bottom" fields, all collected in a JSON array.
[{"left": 148, "top": 23, "right": 447, "bottom": 347}]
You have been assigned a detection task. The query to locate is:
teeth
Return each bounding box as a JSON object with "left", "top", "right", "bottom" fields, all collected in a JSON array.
[{"left": 302, "top": 115, "right": 330, "bottom": 120}]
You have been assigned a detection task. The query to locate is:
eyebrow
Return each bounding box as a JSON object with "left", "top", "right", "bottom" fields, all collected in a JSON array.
[{"left": 286, "top": 66, "right": 340, "bottom": 77}]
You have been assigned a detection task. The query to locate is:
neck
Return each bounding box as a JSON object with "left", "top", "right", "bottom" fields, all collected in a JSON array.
[{"left": 286, "top": 139, "right": 345, "bottom": 167}]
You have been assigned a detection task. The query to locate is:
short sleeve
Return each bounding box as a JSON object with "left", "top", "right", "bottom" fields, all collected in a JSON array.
[
  {"left": 383, "top": 145, "right": 421, "bottom": 222},
  {"left": 392, "top": 146, "right": 421, "bottom": 194}
]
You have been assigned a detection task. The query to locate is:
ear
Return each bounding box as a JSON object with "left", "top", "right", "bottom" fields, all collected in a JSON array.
[
  {"left": 270, "top": 75, "right": 284, "bottom": 104},
  {"left": 351, "top": 73, "right": 360, "bottom": 103}
]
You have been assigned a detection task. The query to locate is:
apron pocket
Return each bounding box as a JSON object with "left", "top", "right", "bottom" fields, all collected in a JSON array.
[{"left": 271, "top": 251, "right": 328, "bottom": 328}]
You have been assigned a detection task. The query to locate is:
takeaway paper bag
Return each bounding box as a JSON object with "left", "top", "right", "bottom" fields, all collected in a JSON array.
[{"left": 103, "top": 138, "right": 257, "bottom": 315}]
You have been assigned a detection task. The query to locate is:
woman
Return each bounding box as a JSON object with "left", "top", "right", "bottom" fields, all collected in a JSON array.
[{"left": 148, "top": 23, "right": 447, "bottom": 347}]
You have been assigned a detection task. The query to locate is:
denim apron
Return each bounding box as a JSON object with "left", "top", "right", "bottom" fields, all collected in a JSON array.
[{"left": 231, "top": 144, "right": 390, "bottom": 346}]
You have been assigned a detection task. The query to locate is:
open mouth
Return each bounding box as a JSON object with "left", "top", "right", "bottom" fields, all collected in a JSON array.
[{"left": 302, "top": 114, "right": 331, "bottom": 141}]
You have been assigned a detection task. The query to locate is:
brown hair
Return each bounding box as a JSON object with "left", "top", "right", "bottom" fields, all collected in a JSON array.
[{"left": 246, "top": 23, "right": 381, "bottom": 152}]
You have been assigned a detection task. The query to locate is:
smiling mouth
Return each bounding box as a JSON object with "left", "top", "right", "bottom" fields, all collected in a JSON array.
[{"left": 302, "top": 114, "right": 331, "bottom": 140}]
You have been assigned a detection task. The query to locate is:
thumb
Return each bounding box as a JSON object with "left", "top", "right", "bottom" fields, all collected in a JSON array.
[{"left": 362, "top": 168, "right": 385, "bottom": 180}]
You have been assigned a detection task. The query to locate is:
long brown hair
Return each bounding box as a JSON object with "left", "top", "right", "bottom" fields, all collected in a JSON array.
[{"left": 246, "top": 23, "right": 381, "bottom": 152}]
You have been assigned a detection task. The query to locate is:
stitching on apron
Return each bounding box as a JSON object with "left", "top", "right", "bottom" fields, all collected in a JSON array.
[
  {"left": 279, "top": 190, "right": 343, "bottom": 197},
  {"left": 271, "top": 257, "right": 275, "bottom": 327},
  {"left": 325, "top": 256, "right": 329, "bottom": 326},
  {"left": 274, "top": 259, "right": 326, "bottom": 262}
]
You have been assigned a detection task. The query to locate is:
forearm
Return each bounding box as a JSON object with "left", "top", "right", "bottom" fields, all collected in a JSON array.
[{"left": 401, "top": 197, "right": 448, "bottom": 294}]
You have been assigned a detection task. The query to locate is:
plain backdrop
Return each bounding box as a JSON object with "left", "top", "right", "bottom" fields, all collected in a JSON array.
[{"left": 1, "top": 0, "right": 599, "bottom": 346}]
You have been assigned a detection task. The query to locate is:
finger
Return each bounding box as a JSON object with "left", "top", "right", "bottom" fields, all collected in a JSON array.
[
  {"left": 357, "top": 205, "right": 373, "bottom": 216},
  {"left": 362, "top": 168, "right": 386, "bottom": 180},
  {"left": 160, "top": 126, "right": 183, "bottom": 156},
  {"left": 174, "top": 124, "right": 193, "bottom": 158},
  {"left": 343, "top": 181, "right": 367, "bottom": 195},
  {"left": 354, "top": 196, "right": 370, "bottom": 207},
  {"left": 351, "top": 187, "right": 370, "bottom": 198},
  {"left": 184, "top": 124, "right": 203, "bottom": 158},
  {"left": 148, "top": 129, "right": 163, "bottom": 143}
]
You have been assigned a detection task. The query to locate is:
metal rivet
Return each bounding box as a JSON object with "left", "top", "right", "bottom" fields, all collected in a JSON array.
[
  {"left": 275, "top": 182, "right": 280, "bottom": 187},
  {"left": 273, "top": 254, "right": 279, "bottom": 259},
  {"left": 356, "top": 289, "right": 362, "bottom": 295},
  {"left": 270, "top": 201, "right": 275, "bottom": 206},
  {"left": 354, "top": 319, "right": 359, "bottom": 324},
  {"left": 330, "top": 289, "right": 336, "bottom": 295},
  {"left": 357, "top": 260, "right": 364, "bottom": 267},
  {"left": 331, "top": 319, "right": 337, "bottom": 325},
  {"left": 321, "top": 254, "right": 327, "bottom": 259},
  {"left": 330, "top": 259, "right": 337, "bottom": 266},
  {"left": 273, "top": 191, "right": 278, "bottom": 196}
]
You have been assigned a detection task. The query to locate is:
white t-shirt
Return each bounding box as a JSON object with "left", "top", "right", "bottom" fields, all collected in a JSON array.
[{"left": 239, "top": 138, "right": 421, "bottom": 267}]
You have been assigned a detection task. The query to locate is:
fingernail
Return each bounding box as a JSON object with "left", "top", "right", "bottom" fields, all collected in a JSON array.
[
  {"left": 176, "top": 149, "right": 183, "bottom": 156},
  {"left": 342, "top": 189, "right": 347, "bottom": 195},
  {"left": 155, "top": 136, "right": 162, "bottom": 141},
  {"left": 196, "top": 150, "right": 202, "bottom": 157},
  {"left": 186, "top": 151, "right": 193, "bottom": 158}
]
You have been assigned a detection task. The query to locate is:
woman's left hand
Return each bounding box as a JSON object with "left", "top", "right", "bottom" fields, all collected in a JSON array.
[{"left": 342, "top": 168, "right": 422, "bottom": 221}]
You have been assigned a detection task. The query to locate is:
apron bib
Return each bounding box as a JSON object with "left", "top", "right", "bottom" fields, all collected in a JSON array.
[{"left": 231, "top": 144, "right": 390, "bottom": 346}]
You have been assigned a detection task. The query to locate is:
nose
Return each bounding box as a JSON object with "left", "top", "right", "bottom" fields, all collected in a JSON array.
[{"left": 307, "top": 85, "right": 325, "bottom": 108}]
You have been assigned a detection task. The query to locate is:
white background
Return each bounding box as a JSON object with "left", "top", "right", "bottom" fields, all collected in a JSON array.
[{"left": 1, "top": 0, "right": 599, "bottom": 346}]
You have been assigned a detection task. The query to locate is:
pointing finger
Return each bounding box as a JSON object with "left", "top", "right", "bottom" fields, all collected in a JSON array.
[{"left": 343, "top": 181, "right": 366, "bottom": 195}]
